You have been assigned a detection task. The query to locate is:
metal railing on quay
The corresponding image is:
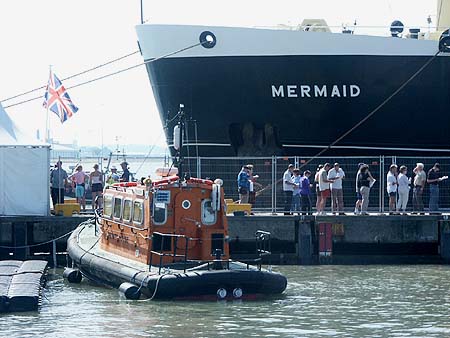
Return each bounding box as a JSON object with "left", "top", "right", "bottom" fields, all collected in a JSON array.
[{"left": 184, "top": 156, "right": 450, "bottom": 213}]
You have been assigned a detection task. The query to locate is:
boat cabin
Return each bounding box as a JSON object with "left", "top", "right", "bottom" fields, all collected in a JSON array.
[{"left": 100, "top": 177, "right": 229, "bottom": 266}]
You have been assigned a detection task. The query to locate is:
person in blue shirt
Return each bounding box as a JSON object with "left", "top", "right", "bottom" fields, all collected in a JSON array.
[
  {"left": 300, "top": 170, "right": 312, "bottom": 215},
  {"left": 120, "top": 161, "right": 130, "bottom": 182},
  {"left": 237, "top": 166, "right": 251, "bottom": 203}
]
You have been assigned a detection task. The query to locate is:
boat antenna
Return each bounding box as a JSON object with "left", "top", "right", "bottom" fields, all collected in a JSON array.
[
  {"left": 140, "top": 0, "right": 144, "bottom": 24},
  {"left": 173, "top": 104, "right": 185, "bottom": 179}
]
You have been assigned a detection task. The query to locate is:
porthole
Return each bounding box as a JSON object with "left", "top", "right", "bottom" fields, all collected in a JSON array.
[
  {"left": 182, "top": 200, "right": 191, "bottom": 210},
  {"left": 199, "top": 31, "right": 216, "bottom": 49}
]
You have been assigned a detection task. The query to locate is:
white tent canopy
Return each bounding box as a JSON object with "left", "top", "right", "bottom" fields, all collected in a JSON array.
[{"left": 0, "top": 103, "right": 50, "bottom": 216}]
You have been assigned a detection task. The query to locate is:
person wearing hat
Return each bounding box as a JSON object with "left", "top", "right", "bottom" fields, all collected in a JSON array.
[
  {"left": 106, "top": 166, "right": 120, "bottom": 185},
  {"left": 283, "top": 164, "right": 296, "bottom": 215},
  {"left": 90, "top": 164, "right": 103, "bottom": 210},
  {"left": 120, "top": 161, "right": 130, "bottom": 182},
  {"left": 386, "top": 164, "right": 398, "bottom": 215},
  {"left": 237, "top": 165, "right": 251, "bottom": 203}
]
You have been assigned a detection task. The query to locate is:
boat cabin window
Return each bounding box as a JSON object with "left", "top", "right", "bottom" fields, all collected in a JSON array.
[
  {"left": 201, "top": 199, "right": 216, "bottom": 225},
  {"left": 133, "top": 200, "right": 144, "bottom": 225},
  {"left": 152, "top": 190, "right": 169, "bottom": 225},
  {"left": 123, "top": 199, "right": 132, "bottom": 222},
  {"left": 153, "top": 202, "right": 167, "bottom": 225},
  {"left": 103, "top": 195, "right": 113, "bottom": 218},
  {"left": 113, "top": 197, "right": 122, "bottom": 219}
]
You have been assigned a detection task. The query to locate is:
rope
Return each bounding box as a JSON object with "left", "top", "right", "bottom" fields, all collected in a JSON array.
[
  {"left": 256, "top": 50, "right": 441, "bottom": 196},
  {"left": 148, "top": 274, "right": 164, "bottom": 300},
  {"left": 3, "top": 42, "right": 203, "bottom": 109},
  {"left": 0, "top": 226, "right": 80, "bottom": 249},
  {"left": 302, "top": 51, "right": 440, "bottom": 164},
  {"left": 138, "top": 274, "right": 165, "bottom": 301},
  {"left": 0, "top": 218, "right": 94, "bottom": 249},
  {"left": 134, "top": 131, "right": 165, "bottom": 175},
  {"left": 77, "top": 222, "right": 101, "bottom": 263},
  {"left": 0, "top": 50, "right": 139, "bottom": 103}
]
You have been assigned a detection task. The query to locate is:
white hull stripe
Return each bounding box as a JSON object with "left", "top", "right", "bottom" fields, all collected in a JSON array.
[
  {"left": 282, "top": 144, "right": 450, "bottom": 152},
  {"left": 136, "top": 24, "right": 443, "bottom": 59}
]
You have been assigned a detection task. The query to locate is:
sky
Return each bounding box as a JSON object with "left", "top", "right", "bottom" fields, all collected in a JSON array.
[{"left": 0, "top": 0, "right": 437, "bottom": 149}]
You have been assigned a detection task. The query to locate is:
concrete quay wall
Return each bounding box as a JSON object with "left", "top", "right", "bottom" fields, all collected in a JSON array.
[
  {"left": 1, "top": 214, "right": 450, "bottom": 265},
  {"left": 228, "top": 215, "right": 449, "bottom": 264},
  {"left": 0, "top": 216, "right": 91, "bottom": 261}
]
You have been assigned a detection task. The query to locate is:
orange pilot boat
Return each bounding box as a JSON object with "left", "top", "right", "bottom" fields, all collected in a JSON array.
[
  {"left": 66, "top": 175, "right": 287, "bottom": 300},
  {"left": 66, "top": 107, "right": 287, "bottom": 300}
]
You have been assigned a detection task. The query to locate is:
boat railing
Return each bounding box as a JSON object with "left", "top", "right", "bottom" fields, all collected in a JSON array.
[
  {"left": 218, "top": 230, "right": 272, "bottom": 271},
  {"left": 149, "top": 230, "right": 272, "bottom": 273},
  {"left": 149, "top": 232, "right": 190, "bottom": 274},
  {"left": 189, "top": 231, "right": 273, "bottom": 271}
]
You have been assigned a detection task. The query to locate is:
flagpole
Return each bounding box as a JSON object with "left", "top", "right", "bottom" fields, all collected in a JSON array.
[{"left": 45, "top": 65, "right": 52, "bottom": 143}]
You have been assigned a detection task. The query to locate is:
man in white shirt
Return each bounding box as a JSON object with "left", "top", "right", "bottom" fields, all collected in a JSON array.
[
  {"left": 386, "top": 164, "right": 398, "bottom": 215},
  {"left": 327, "top": 162, "right": 345, "bottom": 215},
  {"left": 317, "top": 163, "right": 335, "bottom": 215},
  {"left": 282, "top": 164, "right": 296, "bottom": 215}
]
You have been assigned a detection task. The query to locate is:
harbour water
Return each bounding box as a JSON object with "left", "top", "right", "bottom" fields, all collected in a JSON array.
[{"left": 3, "top": 265, "right": 450, "bottom": 337}]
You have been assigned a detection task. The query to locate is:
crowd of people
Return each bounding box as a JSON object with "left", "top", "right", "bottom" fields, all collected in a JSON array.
[
  {"left": 385, "top": 162, "right": 448, "bottom": 215},
  {"left": 49, "top": 160, "right": 131, "bottom": 212},
  {"left": 237, "top": 163, "right": 448, "bottom": 215},
  {"left": 277, "top": 162, "right": 447, "bottom": 215}
]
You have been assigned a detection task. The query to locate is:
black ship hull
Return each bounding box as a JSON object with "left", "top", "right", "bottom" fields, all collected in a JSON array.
[{"left": 137, "top": 25, "right": 450, "bottom": 157}]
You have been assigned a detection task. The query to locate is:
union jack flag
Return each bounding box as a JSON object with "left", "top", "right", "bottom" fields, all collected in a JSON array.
[{"left": 43, "top": 71, "right": 78, "bottom": 123}]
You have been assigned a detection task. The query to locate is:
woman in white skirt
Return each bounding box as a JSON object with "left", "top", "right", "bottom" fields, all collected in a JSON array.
[{"left": 397, "top": 165, "right": 410, "bottom": 214}]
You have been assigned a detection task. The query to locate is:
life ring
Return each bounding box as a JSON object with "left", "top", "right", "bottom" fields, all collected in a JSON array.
[
  {"left": 187, "top": 178, "right": 213, "bottom": 186},
  {"left": 153, "top": 175, "right": 179, "bottom": 187},
  {"left": 112, "top": 182, "right": 138, "bottom": 188}
]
